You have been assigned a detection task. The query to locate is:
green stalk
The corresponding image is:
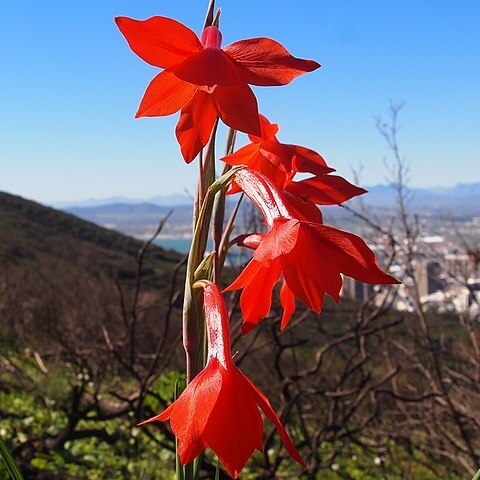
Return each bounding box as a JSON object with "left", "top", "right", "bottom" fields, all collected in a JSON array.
[
  {"left": 212, "top": 128, "right": 237, "bottom": 282},
  {"left": 472, "top": 468, "right": 480, "bottom": 480},
  {"left": 182, "top": 126, "right": 217, "bottom": 385},
  {"left": 181, "top": 119, "right": 238, "bottom": 480}
]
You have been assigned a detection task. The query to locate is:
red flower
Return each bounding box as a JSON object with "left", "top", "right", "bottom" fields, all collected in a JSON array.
[
  {"left": 225, "top": 169, "right": 399, "bottom": 333},
  {"left": 140, "top": 280, "right": 304, "bottom": 478},
  {"left": 115, "top": 17, "right": 320, "bottom": 163},
  {"left": 223, "top": 114, "right": 367, "bottom": 220},
  {"left": 223, "top": 114, "right": 334, "bottom": 188}
]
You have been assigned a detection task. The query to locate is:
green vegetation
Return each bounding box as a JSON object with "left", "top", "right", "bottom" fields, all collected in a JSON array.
[
  {"left": 0, "top": 349, "right": 177, "bottom": 480},
  {"left": 1, "top": 350, "right": 459, "bottom": 480}
]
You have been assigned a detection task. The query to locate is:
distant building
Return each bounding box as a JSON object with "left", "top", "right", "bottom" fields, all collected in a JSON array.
[
  {"left": 341, "top": 276, "right": 375, "bottom": 302},
  {"left": 444, "top": 252, "right": 477, "bottom": 279},
  {"left": 414, "top": 260, "right": 443, "bottom": 297}
]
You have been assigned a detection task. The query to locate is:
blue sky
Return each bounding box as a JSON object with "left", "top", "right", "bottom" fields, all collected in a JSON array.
[{"left": 1, "top": 0, "right": 479, "bottom": 204}]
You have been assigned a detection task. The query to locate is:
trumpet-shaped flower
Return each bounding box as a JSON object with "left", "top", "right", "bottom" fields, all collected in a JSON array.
[
  {"left": 115, "top": 17, "right": 320, "bottom": 163},
  {"left": 223, "top": 114, "right": 334, "bottom": 188},
  {"left": 139, "top": 280, "right": 304, "bottom": 478},
  {"left": 223, "top": 114, "right": 367, "bottom": 218},
  {"left": 225, "top": 169, "right": 399, "bottom": 333}
]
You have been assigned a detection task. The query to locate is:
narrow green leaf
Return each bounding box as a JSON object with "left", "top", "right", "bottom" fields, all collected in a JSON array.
[
  {"left": 192, "top": 452, "right": 203, "bottom": 480},
  {"left": 0, "top": 436, "right": 24, "bottom": 480},
  {"left": 209, "top": 167, "right": 241, "bottom": 196},
  {"left": 193, "top": 251, "right": 215, "bottom": 282},
  {"left": 472, "top": 468, "right": 480, "bottom": 480}
]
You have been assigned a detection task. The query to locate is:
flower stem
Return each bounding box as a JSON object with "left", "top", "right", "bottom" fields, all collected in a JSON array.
[
  {"left": 182, "top": 120, "right": 219, "bottom": 383},
  {"left": 212, "top": 128, "right": 237, "bottom": 282}
]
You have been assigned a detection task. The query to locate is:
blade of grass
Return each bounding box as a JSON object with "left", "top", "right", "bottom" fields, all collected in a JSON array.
[
  {"left": 0, "top": 437, "right": 24, "bottom": 480},
  {"left": 472, "top": 468, "right": 480, "bottom": 480},
  {"left": 174, "top": 380, "right": 185, "bottom": 480}
]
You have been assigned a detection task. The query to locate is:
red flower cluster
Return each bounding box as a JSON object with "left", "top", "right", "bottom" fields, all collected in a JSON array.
[
  {"left": 141, "top": 281, "right": 304, "bottom": 478},
  {"left": 116, "top": 17, "right": 319, "bottom": 163},
  {"left": 117, "top": 10, "right": 399, "bottom": 478}
]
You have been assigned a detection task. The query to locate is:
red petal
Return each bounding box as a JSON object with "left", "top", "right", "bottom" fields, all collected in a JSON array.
[
  {"left": 211, "top": 83, "right": 261, "bottom": 136},
  {"left": 176, "top": 91, "right": 218, "bottom": 163},
  {"left": 259, "top": 138, "right": 291, "bottom": 172},
  {"left": 234, "top": 169, "right": 293, "bottom": 225},
  {"left": 144, "top": 362, "right": 222, "bottom": 464},
  {"left": 280, "top": 281, "right": 296, "bottom": 329},
  {"left": 287, "top": 175, "right": 367, "bottom": 205},
  {"left": 239, "top": 260, "right": 282, "bottom": 334},
  {"left": 282, "top": 222, "right": 399, "bottom": 309},
  {"left": 287, "top": 144, "right": 335, "bottom": 176},
  {"left": 307, "top": 223, "right": 400, "bottom": 285},
  {"left": 281, "top": 251, "right": 328, "bottom": 313},
  {"left": 222, "top": 142, "right": 260, "bottom": 166},
  {"left": 173, "top": 49, "right": 243, "bottom": 91},
  {"left": 224, "top": 258, "right": 263, "bottom": 292},
  {"left": 254, "top": 154, "right": 291, "bottom": 187},
  {"left": 283, "top": 190, "right": 324, "bottom": 223},
  {"left": 254, "top": 219, "right": 300, "bottom": 263},
  {"left": 223, "top": 143, "right": 289, "bottom": 190},
  {"left": 115, "top": 16, "right": 202, "bottom": 69},
  {"left": 222, "top": 143, "right": 288, "bottom": 188},
  {"left": 136, "top": 70, "right": 196, "bottom": 118},
  {"left": 137, "top": 402, "right": 174, "bottom": 426},
  {"left": 224, "top": 37, "right": 320, "bottom": 86},
  {"left": 248, "top": 114, "right": 279, "bottom": 142},
  {"left": 204, "top": 367, "right": 264, "bottom": 478},
  {"left": 283, "top": 222, "right": 343, "bottom": 305},
  {"left": 226, "top": 180, "right": 242, "bottom": 195},
  {"left": 236, "top": 233, "right": 264, "bottom": 250},
  {"left": 239, "top": 370, "right": 305, "bottom": 468},
  {"left": 197, "top": 280, "right": 231, "bottom": 366}
]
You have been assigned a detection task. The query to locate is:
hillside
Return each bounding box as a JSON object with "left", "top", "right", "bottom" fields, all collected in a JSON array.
[
  {"left": 0, "top": 191, "right": 183, "bottom": 287},
  {"left": 0, "top": 190, "right": 186, "bottom": 365}
]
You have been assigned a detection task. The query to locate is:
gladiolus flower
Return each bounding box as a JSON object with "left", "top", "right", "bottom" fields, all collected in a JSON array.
[
  {"left": 139, "top": 280, "right": 304, "bottom": 478},
  {"left": 115, "top": 17, "right": 320, "bottom": 163},
  {"left": 223, "top": 114, "right": 367, "bottom": 218},
  {"left": 223, "top": 114, "right": 334, "bottom": 188},
  {"left": 225, "top": 169, "right": 399, "bottom": 333}
]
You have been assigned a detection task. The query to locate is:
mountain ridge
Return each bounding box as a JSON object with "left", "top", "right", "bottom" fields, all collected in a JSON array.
[{"left": 49, "top": 182, "right": 480, "bottom": 209}]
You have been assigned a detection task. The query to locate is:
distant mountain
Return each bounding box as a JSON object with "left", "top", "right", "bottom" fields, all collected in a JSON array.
[
  {"left": 57, "top": 183, "right": 480, "bottom": 211},
  {"left": 53, "top": 193, "right": 192, "bottom": 209},
  {"left": 359, "top": 182, "right": 480, "bottom": 216},
  {"left": 59, "top": 182, "right": 480, "bottom": 237},
  {"left": 66, "top": 202, "right": 193, "bottom": 236}
]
